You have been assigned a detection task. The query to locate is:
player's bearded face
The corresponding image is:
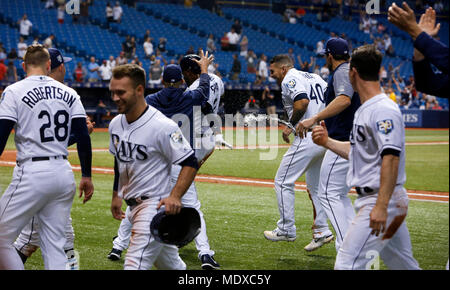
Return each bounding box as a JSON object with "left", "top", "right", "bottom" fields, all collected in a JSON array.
[{"left": 269, "top": 63, "right": 284, "bottom": 86}]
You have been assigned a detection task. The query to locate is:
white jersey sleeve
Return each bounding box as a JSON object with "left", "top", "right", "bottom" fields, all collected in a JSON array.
[
  {"left": 0, "top": 88, "right": 18, "bottom": 122},
  {"left": 281, "top": 73, "right": 308, "bottom": 102},
  {"left": 158, "top": 121, "right": 194, "bottom": 165},
  {"left": 370, "top": 104, "right": 405, "bottom": 153}
]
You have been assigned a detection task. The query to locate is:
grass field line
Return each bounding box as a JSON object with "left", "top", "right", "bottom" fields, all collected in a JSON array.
[{"left": 0, "top": 160, "right": 447, "bottom": 203}]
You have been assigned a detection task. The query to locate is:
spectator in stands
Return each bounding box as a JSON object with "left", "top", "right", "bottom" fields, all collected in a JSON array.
[
  {"left": 320, "top": 64, "right": 330, "bottom": 80},
  {"left": 45, "top": 0, "right": 55, "bottom": 9},
  {"left": 155, "top": 49, "right": 167, "bottom": 66},
  {"left": 287, "top": 48, "right": 298, "bottom": 68},
  {"left": 297, "top": 54, "right": 313, "bottom": 73},
  {"left": 31, "top": 36, "right": 40, "bottom": 46},
  {"left": 388, "top": 4, "right": 449, "bottom": 98},
  {"left": 107, "top": 55, "right": 116, "bottom": 69},
  {"left": 93, "top": 99, "right": 110, "bottom": 128},
  {"left": 80, "top": 0, "right": 89, "bottom": 24},
  {"left": 184, "top": 0, "right": 193, "bottom": 9},
  {"left": 0, "top": 60, "right": 7, "bottom": 81},
  {"left": 380, "top": 65, "right": 388, "bottom": 85},
  {"left": 99, "top": 60, "right": 112, "bottom": 83},
  {"left": 408, "top": 94, "right": 421, "bottom": 109},
  {"left": 431, "top": 99, "right": 443, "bottom": 110},
  {"left": 116, "top": 51, "right": 128, "bottom": 66},
  {"left": 387, "top": 87, "right": 398, "bottom": 103},
  {"left": 316, "top": 39, "right": 325, "bottom": 56},
  {"left": 284, "top": 8, "right": 298, "bottom": 24},
  {"left": 157, "top": 37, "right": 167, "bottom": 53},
  {"left": 122, "top": 36, "right": 133, "bottom": 59},
  {"left": 220, "top": 32, "right": 229, "bottom": 51},
  {"left": 185, "top": 46, "right": 195, "bottom": 55},
  {"left": 313, "top": 64, "right": 320, "bottom": 76},
  {"left": 0, "top": 48, "right": 6, "bottom": 62},
  {"left": 296, "top": 7, "right": 306, "bottom": 19},
  {"left": 113, "top": 1, "right": 123, "bottom": 23},
  {"left": 18, "top": 14, "right": 32, "bottom": 40},
  {"left": 7, "top": 48, "right": 18, "bottom": 61},
  {"left": 44, "top": 34, "right": 55, "bottom": 49},
  {"left": 211, "top": 63, "right": 222, "bottom": 78},
  {"left": 73, "top": 62, "right": 86, "bottom": 82},
  {"left": 384, "top": 34, "right": 395, "bottom": 56},
  {"left": 17, "top": 37, "right": 27, "bottom": 60},
  {"left": 206, "top": 34, "right": 216, "bottom": 53},
  {"left": 231, "top": 53, "right": 241, "bottom": 81},
  {"left": 106, "top": 2, "right": 114, "bottom": 22},
  {"left": 143, "top": 30, "right": 153, "bottom": 44},
  {"left": 240, "top": 35, "right": 248, "bottom": 57},
  {"left": 149, "top": 59, "right": 163, "bottom": 85},
  {"left": 244, "top": 95, "right": 260, "bottom": 112},
  {"left": 143, "top": 37, "right": 154, "bottom": 59},
  {"left": 232, "top": 19, "right": 242, "bottom": 35},
  {"left": 87, "top": 56, "right": 100, "bottom": 83},
  {"left": 57, "top": 4, "right": 65, "bottom": 24},
  {"left": 246, "top": 49, "right": 257, "bottom": 74},
  {"left": 131, "top": 56, "right": 143, "bottom": 67},
  {"left": 257, "top": 54, "right": 269, "bottom": 83},
  {"left": 419, "top": 93, "right": 427, "bottom": 109},
  {"left": 226, "top": 28, "right": 240, "bottom": 51},
  {"left": 433, "top": 1, "right": 444, "bottom": 13},
  {"left": 261, "top": 86, "right": 276, "bottom": 116}
]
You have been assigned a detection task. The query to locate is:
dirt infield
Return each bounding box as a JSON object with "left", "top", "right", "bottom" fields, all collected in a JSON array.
[{"left": 0, "top": 155, "right": 448, "bottom": 203}]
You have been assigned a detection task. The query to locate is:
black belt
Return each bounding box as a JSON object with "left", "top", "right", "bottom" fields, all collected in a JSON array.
[
  {"left": 355, "top": 186, "right": 374, "bottom": 196},
  {"left": 31, "top": 156, "right": 67, "bottom": 162},
  {"left": 125, "top": 196, "right": 149, "bottom": 207}
]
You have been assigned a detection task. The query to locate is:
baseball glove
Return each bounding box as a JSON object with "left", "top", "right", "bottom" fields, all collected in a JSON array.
[{"left": 150, "top": 207, "right": 201, "bottom": 248}]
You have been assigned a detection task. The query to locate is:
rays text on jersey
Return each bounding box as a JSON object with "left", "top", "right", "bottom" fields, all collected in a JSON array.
[{"left": 22, "top": 86, "right": 77, "bottom": 109}]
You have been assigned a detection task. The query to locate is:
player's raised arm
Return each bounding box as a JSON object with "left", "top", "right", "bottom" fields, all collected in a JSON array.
[{"left": 190, "top": 49, "right": 214, "bottom": 106}]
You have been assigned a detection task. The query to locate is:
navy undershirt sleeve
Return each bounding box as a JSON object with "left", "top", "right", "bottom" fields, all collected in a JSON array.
[
  {"left": 113, "top": 157, "right": 119, "bottom": 192},
  {"left": 179, "top": 152, "right": 199, "bottom": 170},
  {"left": 0, "top": 119, "right": 15, "bottom": 156},
  {"left": 71, "top": 117, "right": 92, "bottom": 177}
]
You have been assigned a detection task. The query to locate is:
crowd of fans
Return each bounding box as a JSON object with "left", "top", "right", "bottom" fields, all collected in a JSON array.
[{"left": 1, "top": 0, "right": 447, "bottom": 111}]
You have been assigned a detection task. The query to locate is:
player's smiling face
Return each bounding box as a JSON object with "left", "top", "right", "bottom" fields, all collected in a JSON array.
[{"left": 110, "top": 76, "right": 138, "bottom": 114}]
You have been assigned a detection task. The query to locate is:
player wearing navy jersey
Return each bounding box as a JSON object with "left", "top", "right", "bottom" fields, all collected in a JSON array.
[{"left": 312, "top": 44, "right": 420, "bottom": 270}]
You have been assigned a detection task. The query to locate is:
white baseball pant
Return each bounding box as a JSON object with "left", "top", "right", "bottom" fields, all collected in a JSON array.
[
  {"left": 112, "top": 164, "right": 215, "bottom": 259},
  {"left": 124, "top": 197, "right": 186, "bottom": 270},
  {"left": 0, "top": 159, "right": 76, "bottom": 270},
  {"left": 334, "top": 187, "right": 420, "bottom": 270},
  {"left": 319, "top": 149, "right": 355, "bottom": 250},
  {"left": 274, "top": 133, "right": 332, "bottom": 238},
  {"left": 14, "top": 217, "right": 76, "bottom": 256}
]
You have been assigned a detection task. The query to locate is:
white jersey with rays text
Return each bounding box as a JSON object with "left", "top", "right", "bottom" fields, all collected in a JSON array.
[
  {"left": 347, "top": 93, "right": 406, "bottom": 191},
  {"left": 0, "top": 75, "right": 86, "bottom": 162},
  {"left": 281, "top": 68, "right": 327, "bottom": 126},
  {"left": 108, "top": 105, "right": 194, "bottom": 200}
]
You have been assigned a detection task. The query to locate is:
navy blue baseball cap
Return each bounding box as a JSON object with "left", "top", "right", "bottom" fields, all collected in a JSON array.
[
  {"left": 48, "top": 48, "right": 72, "bottom": 70},
  {"left": 163, "top": 64, "right": 183, "bottom": 83},
  {"left": 320, "top": 37, "right": 349, "bottom": 57}
]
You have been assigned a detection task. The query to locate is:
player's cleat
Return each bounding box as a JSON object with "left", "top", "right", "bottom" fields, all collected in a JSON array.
[
  {"left": 65, "top": 249, "right": 79, "bottom": 270},
  {"left": 263, "top": 228, "right": 296, "bottom": 242},
  {"left": 200, "top": 254, "right": 220, "bottom": 270},
  {"left": 107, "top": 248, "right": 122, "bottom": 261},
  {"left": 304, "top": 234, "right": 334, "bottom": 252}
]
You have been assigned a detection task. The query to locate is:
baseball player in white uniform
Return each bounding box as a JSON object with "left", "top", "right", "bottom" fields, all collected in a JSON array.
[
  {"left": 12, "top": 48, "right": 94, "bottom": 270},
  {"left": 109, "top": 64, "right": 199, "bottom": 270},
  {"left": 0, "top": 44, "right": 93, "bottom": 270},
  {"left": 108, "top": 53, "right": 224, "bottom": 270},
  {"left": 312, "top": 44, "right": 420, "bottom": 270},
  {"left": 263, "top": 54, "right": 334, "bottom": 251}
]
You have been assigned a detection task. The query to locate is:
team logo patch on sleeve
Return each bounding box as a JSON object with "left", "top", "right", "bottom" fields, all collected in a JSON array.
[
  {"left": 170, "top": 131, "right": 183, "bottom": 143},
  {"left": 286, "top": 79, "right": 296, "bottom": 89},
  {"left": 376, "top": 119, "right": 394, "bottom": 134}
]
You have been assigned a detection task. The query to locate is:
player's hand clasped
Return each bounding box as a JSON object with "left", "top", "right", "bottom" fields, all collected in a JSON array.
[{"left": 296, "top": 116, "right": 317, "bottom": 139}]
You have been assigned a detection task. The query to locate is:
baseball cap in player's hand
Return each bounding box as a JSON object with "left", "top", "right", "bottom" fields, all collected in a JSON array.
[
  {"left": 320, "top": 37, "right": 349, "bottom": 57},
  {"left": 48, "top": 48, "right": 72, "bottom": 70},
  {"left": 163, "top": 64, "right": 183, "bottom": 83}
]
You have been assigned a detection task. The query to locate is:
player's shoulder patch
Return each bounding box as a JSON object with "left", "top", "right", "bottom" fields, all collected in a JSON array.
[
  {"left": 376, "top": 119, "right": 394, "bottom": 135},
  {"left": 286, "top": 79, "right": 296, "bottom": 89},
  {"left": 170, "top": 131, "right": 183, "bottom": 144}
]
